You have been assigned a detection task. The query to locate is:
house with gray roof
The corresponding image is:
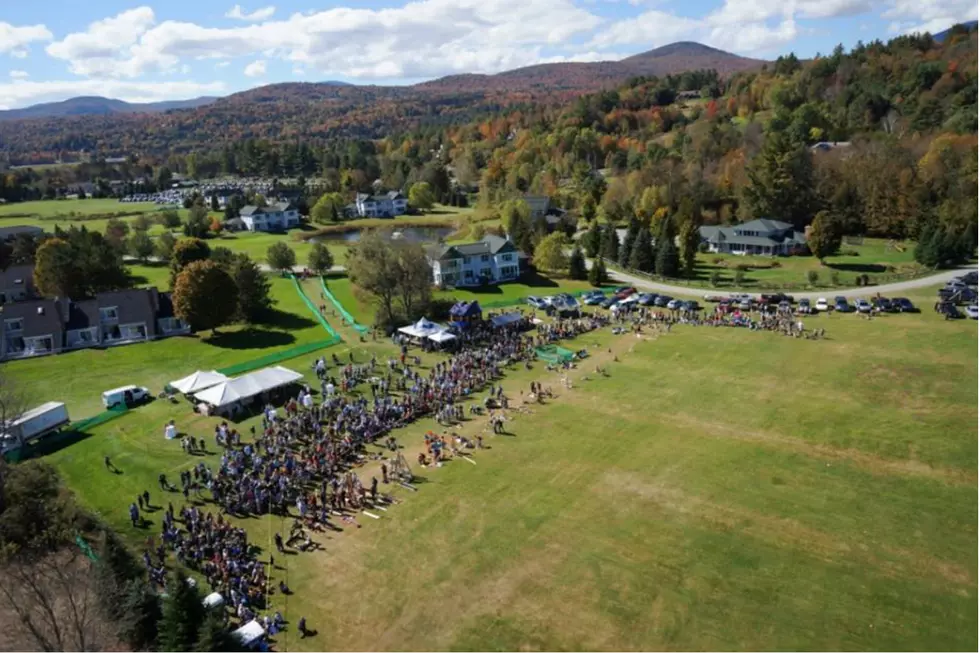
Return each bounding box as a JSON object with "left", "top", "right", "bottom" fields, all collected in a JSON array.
[
  {"left": 0, "top": 264, "right": 37, "bottom": 304},
  {"left": 699, "top": 219, "right": 808, "bottom": 256},
  {"left": 355, "top": 191, "right": 408, "bottom": 218},
  {"left": 239, "top": 202, "right": 300, "bottom": 232},
  {"left": 1, "top": 298, "right": 64, "bottom": 360},
  {"left": 426, "top": 235, "right": 521, "bottom": 287}
]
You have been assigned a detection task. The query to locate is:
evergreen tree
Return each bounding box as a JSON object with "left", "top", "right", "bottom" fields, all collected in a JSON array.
[
  {"left": 194, "top": 608, "right": 235, "bottom": 652},
  {"left": 568, "top": 246, "right": 588, "bottom": 280},
  {"left": 676, "top": 199, "right": 702, "bottom": 276},
  {"left": 588, "top": 257, "right": 608, "bottom": 287},
  {"left": 618, "top": 218, "right": 640, "bottom": 268},
  {"left": 914, "top": 221, "right": 938, "bottom": 266},
  {"left": 806, "top": 210, "right": 843, "bottom": 261},
  {"left": 157, "top": 571, "right": 205, "bottom": 652},
  {"left": 600, "top": 224, "right": 619, "bottom": 262},
  {"left": 117, "top": 578, "right": 162, "bottom": 650},
  {"left": 655, "top": 216, "right": 680, "bottom": 277},
  {"left": 741, "top": 130, "right": 816, "bottom": 229},
  {"left": 629, "top": 227, "right": 655, "bottom": 273},
  {"left": 583, "top": 221, "right": 602, "bottom": 258},
  {"left": 230, "top": 253, "right": 273, "bottom": 321}
]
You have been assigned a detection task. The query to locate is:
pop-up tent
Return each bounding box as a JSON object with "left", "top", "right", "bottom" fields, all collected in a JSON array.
[
  {"left": 428, "top": 330, "right": 457, "bottom": 344},
  {"left": 193, "top": 365, "right": 303, "bottom": 409},
  {"left": 170, "top": 370, "right": 229, "bottom": 394},
  {"left": 232, "top": 619, "right": 266, "bottom": 648},
  {"left": 398, "top": 317, "right": 444, "bottom": 339},
  {"left": 490, "top": 312, "right": 523, "bottom": 328},
  {"left": 449, "top": 300, "right": 482, "bottom": 328}
]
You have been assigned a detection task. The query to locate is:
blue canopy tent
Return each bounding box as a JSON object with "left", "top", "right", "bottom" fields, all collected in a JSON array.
[{"left": 449, "top": 300, "right": 482, "bottom": 329}]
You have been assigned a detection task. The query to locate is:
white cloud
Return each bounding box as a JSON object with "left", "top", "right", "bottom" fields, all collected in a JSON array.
[
  {"left": 244, "top": 59, "right": 267, "bottom": 77},
  {"left": 0, "top": 79, "right": 225, "bottom": 109},
  {"left": 9, "top": 70, "right": 29, "bottom": 80},
  {"left": 43, "top": 0, "right": 603, "bottom": 81},
  {"left": 0, "top": 22, "right": 53, "bottom": 55},
  {"left": 216, "top": 61, "right": 230, "bottom": 68},
  {"left": 884, "top": 0, "right": 978, "bottom": 35},
  {"left": 226, "top": 5, "right": 277, "bottom": 21},
  {"left": 45, "top": 7, "right": 161, "bottom": 78}
]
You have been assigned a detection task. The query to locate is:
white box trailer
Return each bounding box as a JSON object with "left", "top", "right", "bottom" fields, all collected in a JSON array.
[{"left": 0, "top": 401, "right": 70, "bottom": 453}]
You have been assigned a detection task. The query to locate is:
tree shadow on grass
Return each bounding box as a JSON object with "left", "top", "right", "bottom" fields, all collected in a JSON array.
[
  {"left": 826, "top": 262, "right": 887, "bottom": 274},
  {"left": 206, "top": 329, "right": 296, "bottom": 350},
  {"left": 254, "top": 308, "right": 317, "bottom": 330}
]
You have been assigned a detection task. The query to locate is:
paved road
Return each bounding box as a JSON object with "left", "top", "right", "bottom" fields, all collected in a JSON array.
[{"left": 595, "top": 261, "right": 977, "bottom": 300}]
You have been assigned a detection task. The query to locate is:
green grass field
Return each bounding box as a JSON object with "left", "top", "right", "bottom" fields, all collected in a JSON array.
[{"left": 17, "top": 282, "right": 975, "bottom": 650}]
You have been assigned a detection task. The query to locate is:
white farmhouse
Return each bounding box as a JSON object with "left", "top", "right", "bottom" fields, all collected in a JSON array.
[
  {"left": 239, "top": 202, "right": 301, "bottom": 232},
  {"left": 427, "top": 236, "right": 521, "bottom": 288}
]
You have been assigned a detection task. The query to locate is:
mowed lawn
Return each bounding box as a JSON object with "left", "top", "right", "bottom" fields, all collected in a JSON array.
[
  {"left": 689, "top": 238, "right": 925, "bottom": 289},
  {"left": 33, "top": 283, "right": 978, "bottom": 650},
  {"left": 3, "top": 274, "right": 332, "bottom": 417}
]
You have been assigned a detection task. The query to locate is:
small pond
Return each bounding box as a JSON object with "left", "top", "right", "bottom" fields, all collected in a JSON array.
[{"left": 312, "top": 226, "right": 455, "bottom": 243}]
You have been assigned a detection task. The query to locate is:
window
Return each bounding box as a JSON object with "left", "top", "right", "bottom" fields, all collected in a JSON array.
[
  {"left": 4, "top": 318, "right": 23, "bottom": 333},
  {"left": 502, "top": 253, "right": 514, "bottom": 262},
  {"left": 100, "top": 306, "right": 119, "bottom": 321},
  {"left": 481, "top": 254, "right": 490, "bottom": 262}
]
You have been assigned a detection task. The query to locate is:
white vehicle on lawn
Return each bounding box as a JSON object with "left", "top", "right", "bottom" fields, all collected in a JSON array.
[
  {"left": 815, "top": 298, "right": 829, "bottom": 312},
  {"left": 966, "top": 305, "right": 979, "bottom": 319},
  {"left": 102, "top": 385, "right": 151, "bottom": 409}
]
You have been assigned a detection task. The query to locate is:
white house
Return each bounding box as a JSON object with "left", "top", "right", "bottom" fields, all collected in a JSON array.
[
  {"left": 239, "top": 202, "right": 301, "bottom": 232},
  {"left": 427, "top": 235, "right": 521, "bottom": 288},
  {"left": 699, "top": 219, "right": 808, "bottom": 256},
  {"left": 354, "top": 191, "right": 408, "bottom": 218}
]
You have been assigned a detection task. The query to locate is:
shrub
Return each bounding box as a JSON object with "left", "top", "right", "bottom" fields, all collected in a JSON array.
[
  {"left": 830, "top": 271, "right": 840, "bottom": 285},
  {"left": 712, "top": 257, "right": 724, "bottom": 265},
  {"left": 855, "top": 275, "right": 864, "bottom": 286},
  {"left": 770, "top": 261, "right": 781, "bottom": 268},
  {"left": 733, "top": 268, "right": 745, "bottom": 286},
  {"left": 710, "top": 270, "right": 722, "bottom": 287},
  {"left": 807, "top": 270, "right": 819, "bottom": 286}
]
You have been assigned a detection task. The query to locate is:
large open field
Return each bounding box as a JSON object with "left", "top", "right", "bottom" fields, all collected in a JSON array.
[{"left": 19, "top": 282, "right": 977, "bottom": 650}]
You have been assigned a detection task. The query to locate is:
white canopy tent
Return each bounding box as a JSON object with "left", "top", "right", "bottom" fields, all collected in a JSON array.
[
  {"left": 398, "top": 317, "right": 444, "bottom": 339},
  {"left": 232, "top": 619, "right": 266, "bottom": 648},
  {"left": 170, "top": 370, "right": 230, "bottom": 394},
  {"left": 490, "top": 312, "right": 523, "bottom": 327},
  {"left": 428, "top": 330, "right": 456, "bottom": 344},
  {"left": 193, "top": 366, "right": 304, "bottom": 409}
]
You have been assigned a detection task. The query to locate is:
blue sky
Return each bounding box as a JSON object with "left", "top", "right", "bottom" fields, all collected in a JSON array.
[{"left": 0, "top": 0, "right": 975, "bottom": 108}]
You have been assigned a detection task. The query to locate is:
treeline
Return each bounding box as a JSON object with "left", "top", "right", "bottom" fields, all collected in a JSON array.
[{"left": 0, "top": 459, "right": 236, "bottom": 651}]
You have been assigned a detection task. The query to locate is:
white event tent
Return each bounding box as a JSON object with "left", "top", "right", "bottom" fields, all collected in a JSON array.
[
  {"left": 193, "top": 366, "right": 303, "bottom": 409},
  {"left": 397, "top": 317, "right": 444, "bottom": 339},
  {"left": 428, "top": 330, "right": 456, "bottom": 344},
  {"left": 170, "top": 370, "right": 230, "bottom": 394}
]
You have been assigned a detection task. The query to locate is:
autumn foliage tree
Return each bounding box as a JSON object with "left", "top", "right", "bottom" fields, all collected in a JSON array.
[
  {"left": 169, "top": 238, "right": 211, "bottom": 287},
  {"left": 172, "top": 260, "right": 238, "bottom": 332}
]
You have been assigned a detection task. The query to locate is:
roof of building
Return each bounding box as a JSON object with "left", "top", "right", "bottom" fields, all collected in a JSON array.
[
  {"left": 699, "top": 223, "right": 806, "bottom": 247},
  {"left": 357, "top": 191, "right": 406, "bottom": 203},
  {"left": 0, "top": 264, "right": 35, "bottom": 290},
  {"left": 429, "top": 235, "right": 517, "bottom": 261},
  {"left": 240, "top": 202, "right": 293, "bottom": 216},
  {"left": 734, "top": 218, "right": 794, "bottom": 234},
  {"left": 0, "top": 298, "right": 63, "bottom": 336},
  {"left": 96, "top": 289, "right": 159, "bottom": 328},
  {"left": 0, "top": 225, "right": 43, "bottom": 241}
]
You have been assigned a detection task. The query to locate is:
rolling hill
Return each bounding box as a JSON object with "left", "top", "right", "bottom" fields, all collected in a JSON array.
[{"left": 0, "top": 95, "right": 219, "bottom": 121}]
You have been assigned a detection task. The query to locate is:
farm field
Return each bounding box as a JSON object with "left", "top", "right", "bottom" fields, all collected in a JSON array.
[{"left": 27, "top": 283, "right": 978, "bottom": 651}]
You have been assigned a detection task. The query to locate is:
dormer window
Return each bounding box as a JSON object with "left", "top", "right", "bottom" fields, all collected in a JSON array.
[{"left": 100, "top": 306, "right": 119, "bottom": 321}]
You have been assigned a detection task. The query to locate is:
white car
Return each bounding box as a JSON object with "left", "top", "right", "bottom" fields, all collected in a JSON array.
[
  {"left": 666, "top": 299, "right": 682, "bottom": 310},
  {"left": 966, "top": 305, "right": 978, "bottom": 319},
  {"left": 854, "top": 298, "right": 872, "bottom": 313},
  {"left": 526, "top": 296, "right": 547, "bottom": 309},
  {"left": 815, "top": 298, "right": 829, "bottom": 312}
]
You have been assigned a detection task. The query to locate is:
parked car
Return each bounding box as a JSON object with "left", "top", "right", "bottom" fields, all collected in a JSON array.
[
  {"left": 681, "top": 300, "right": 701, "bottom": 312},
  {"left": 582, "top": 291, "right": 606, "bottom": 305},
  {"left": 966, "top": 305, "right": 979, "bottom": 319},
  {"left": 737, "top": 299, "right": 752, "bottom": 311},
  {"left": 797, "top": 298, "right": 812, "bottom": 314},
  {"left": 834, "top": 298, "right": 850, "bottom": 312},
  {"left": 102, "top": 385, "right": 151, "bottom": 409},
  {"left": 872, "top": 296, "right": 894, "bottom": 312},
  {"left": 815, "top": 297, "right": 829, "bottom": 312},
  {"left": 654, "top": 295, "right": 672, "bottom": 307},
  {"left": 853, "top": 298, "right": 872, "bottom": 313},
  {"left": 614, "top": 286, "right": 637, "bottom": 299},
  {"left": 892, "top": 297, "right": 918, "bottom": 312},
  {"left": 526, "top": 296, "right": 547, "bottom": 309},
  {"left": 600, "top": 296, "right": 619, "bottom": 309},
  {"left": 646, "top": 293, "right": 662, "bottom": 306},
  {"left": 666, "top": 299, "right": 682, "bottom": 310},
  {"left": 959, "top": 271, "right": 978, "bottom": 286},
  {"left": 760, "top": 293, "right": 794, "bottom": 305},
  {"left": 703, "top": 293, "right": 724, "bottom": 303}
]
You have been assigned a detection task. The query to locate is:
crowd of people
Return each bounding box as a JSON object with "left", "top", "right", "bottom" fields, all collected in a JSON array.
[{"left": 607, "top": 304, "right": 825, "bottom": 339}]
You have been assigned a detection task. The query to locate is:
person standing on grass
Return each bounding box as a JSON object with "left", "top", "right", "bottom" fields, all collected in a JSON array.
[
  {"left": 129, "top": 502, "right": 140, "bottom": 527},
  {"left": 298, "top": 617, "right": 307, "bottom": 638}
]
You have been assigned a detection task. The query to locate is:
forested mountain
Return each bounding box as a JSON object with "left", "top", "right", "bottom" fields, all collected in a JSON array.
[
  {"left": 0, "top": 41, "right": 760, "bottom": 162},
  {"left": 0, "top": 95, "right": 219, "bottom": 121},
  {"left": 2, "top": 27, "right": 976, "bottom": 254}
]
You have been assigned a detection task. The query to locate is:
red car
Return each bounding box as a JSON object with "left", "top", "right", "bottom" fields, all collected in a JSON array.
[{"left": 614, "top": 286, "right": 636, "bottom": 299}]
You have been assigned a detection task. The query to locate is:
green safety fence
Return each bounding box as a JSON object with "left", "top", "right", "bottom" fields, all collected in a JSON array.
[
  {"left": 76, "top": 533, "right": 99, "bottom": 561},
  {"left": 534, "top": 345, "right": 577, "bottom": 364},
  {"left": 319, "top": 276, "right": 371, "bottom": 334},
  {"left": 69, "top": 404, "right": 129, "bottom": 434},
  {"left": 216, "top": 275, "right": 344, "bottom": 376}
]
